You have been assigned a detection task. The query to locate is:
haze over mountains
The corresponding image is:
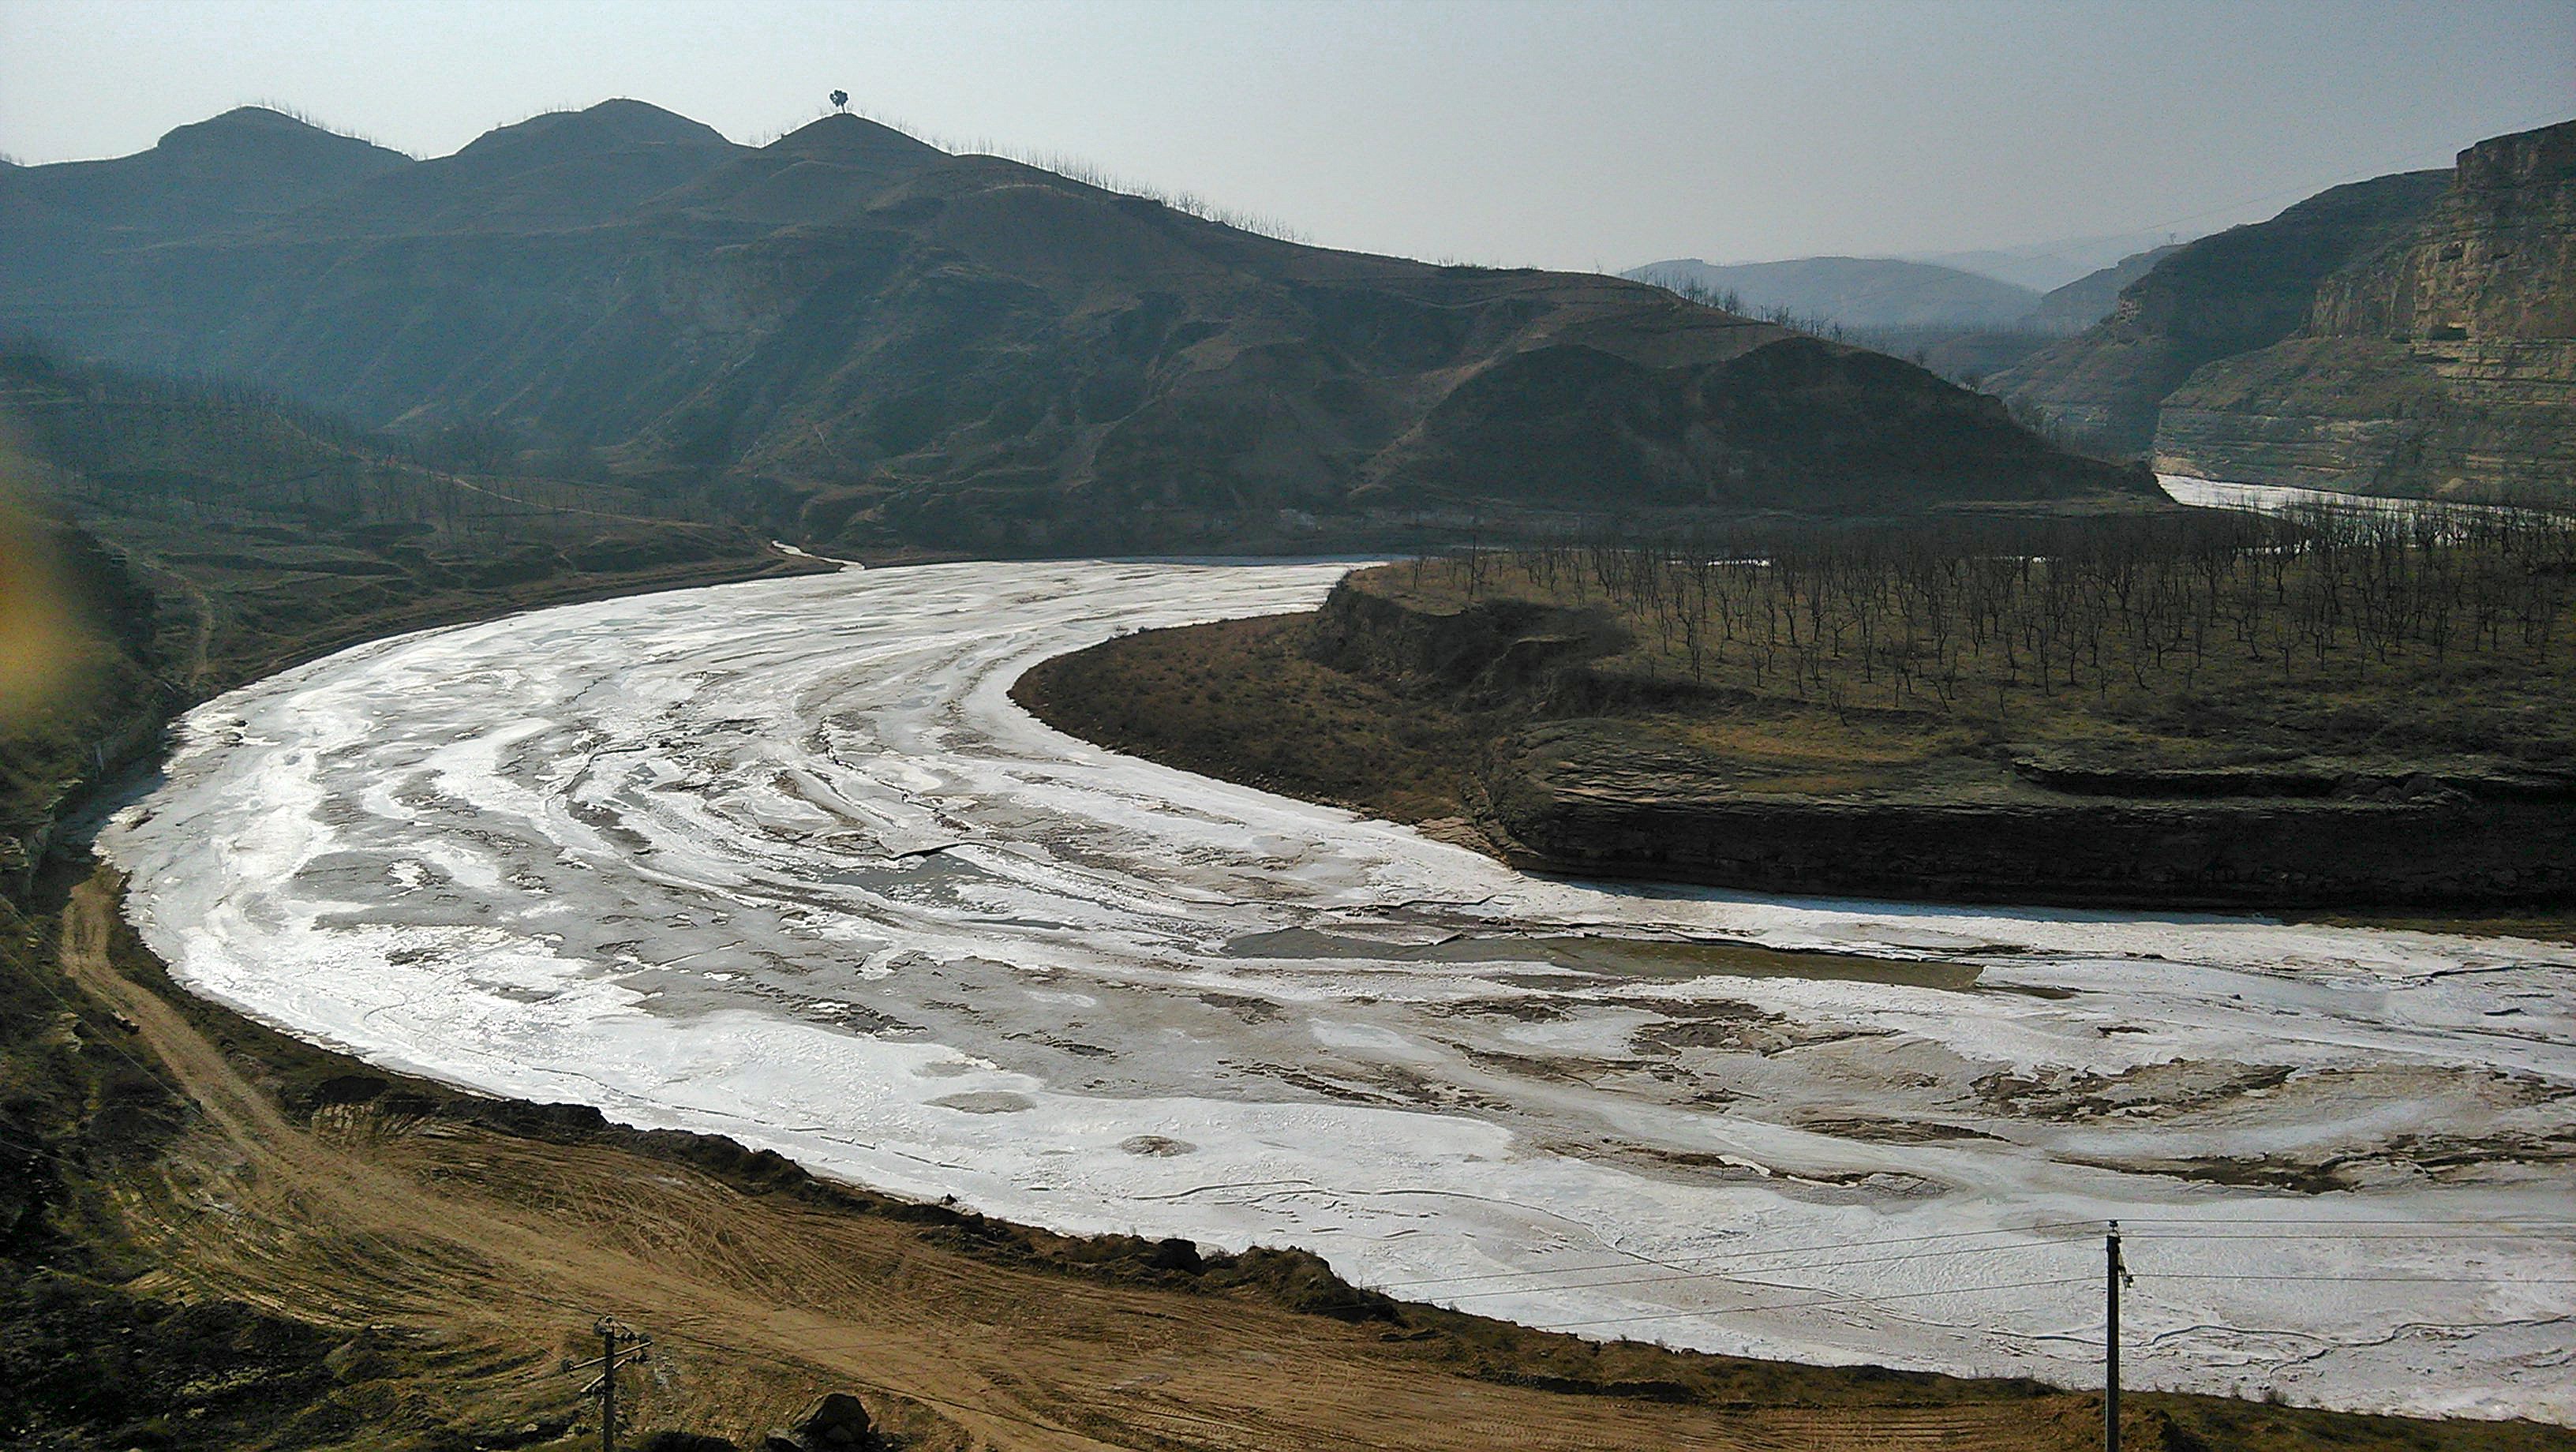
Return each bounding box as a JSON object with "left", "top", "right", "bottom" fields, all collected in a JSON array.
[
  {"left": 0, "top": 99, "right": 2140, "bottom": 556},
  {"left": 1620, "top": 257, "right": 2047, "bottom": 331},
  {"left": 1907, "top": 233, "right": 2189, "bottom": 293},
  {"left": 1619, "top": 249, "right": 2191, "bottom": 337}
]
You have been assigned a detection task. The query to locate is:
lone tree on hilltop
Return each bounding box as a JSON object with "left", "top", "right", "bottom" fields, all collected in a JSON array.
[{"left": 829, "top": 89, "right": 849, "bottom": 112}]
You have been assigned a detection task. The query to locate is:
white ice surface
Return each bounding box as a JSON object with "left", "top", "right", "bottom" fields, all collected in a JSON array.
[
  {"left": 2159, "top": 473, "right": 2537, "bottom": 520},
  {"left": 99, "top": 557, "right": 2576, "bottom": 1421}
]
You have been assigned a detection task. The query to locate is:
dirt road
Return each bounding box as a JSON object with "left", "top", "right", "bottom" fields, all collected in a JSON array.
[{"left": 45, "top": 870, "right": 2201, "bottom": 1450}]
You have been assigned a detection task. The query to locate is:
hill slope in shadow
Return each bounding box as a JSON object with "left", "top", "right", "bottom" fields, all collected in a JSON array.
[{"left": 2, "top": 102, "right": 2147, "bottom": 554}]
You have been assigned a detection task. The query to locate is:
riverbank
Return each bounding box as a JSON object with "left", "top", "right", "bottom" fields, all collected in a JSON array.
[
  {"left": 63, "top": 557, "right": 2576, "bottom": 1437},
  {"left": 1016, "top": 533, "right": 2576, "bottom": 909}
]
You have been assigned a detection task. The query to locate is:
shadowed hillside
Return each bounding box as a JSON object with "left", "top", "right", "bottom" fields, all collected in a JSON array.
[
  {"left": 0, "top": 348, "right": 811, "bottom": 892},
  {"left": 2020, "top": 243, "right": 2184, "bottom": 333},
  {"left": 1, "top": 102, "right": 2147, "bottom": 556}
]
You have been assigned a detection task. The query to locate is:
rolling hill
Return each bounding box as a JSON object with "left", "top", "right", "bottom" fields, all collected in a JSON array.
[
  {"left": 0, "top": 102, "right": 2144, "bottom": 556},
  {"left": 0, "top": 346, "right": 807, "bottom": 889}
]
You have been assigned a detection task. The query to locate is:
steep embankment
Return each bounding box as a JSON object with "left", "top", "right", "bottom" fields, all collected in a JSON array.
[
  {"left": 1323, "top": 578, "right": 2576, "bottom": 907},
  {"left": 2155, "top": 119, "right": 2576, "bottom": 501},
  {"left": 1994, "top": 118, "right": 2576, "bottom": 503},
  {"left": 1, "top": 103, "right": 2142, "bottom": 555},
  {"left": 1023, "top": 546, "right": 2576, "bottom": 910}
]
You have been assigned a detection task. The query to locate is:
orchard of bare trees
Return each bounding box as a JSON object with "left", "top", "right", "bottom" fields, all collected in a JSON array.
[{"left": 1425, "top": 504, "right": 2576, "bottom": 723}]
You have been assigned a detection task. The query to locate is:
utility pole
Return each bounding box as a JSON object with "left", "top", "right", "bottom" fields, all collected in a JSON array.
[
  {"left": 601, "top": 1318, "right": 619, "bottom": 1452},
  {"left": 2105, "top": 1222, "right": 2129, "bottom": 1452},
  {"left": 564, "top": 1315, "right": 650, "bottom": 1452}
]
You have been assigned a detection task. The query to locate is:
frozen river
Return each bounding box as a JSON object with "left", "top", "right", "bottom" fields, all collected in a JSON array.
[{"left": 100, "top": 557, "right": 2575, "bottom": 1421}]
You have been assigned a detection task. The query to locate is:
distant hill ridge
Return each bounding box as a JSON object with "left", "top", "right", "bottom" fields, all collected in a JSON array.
[
  {"left": 0, "top": 100, "right": 2142, "bottom": 555},
  {"left": 1622, "top": 256, "right": 2043, "bottom": 331},
  {"left": 1624, "top": 246, "right": 2189, "bottom": 343}
]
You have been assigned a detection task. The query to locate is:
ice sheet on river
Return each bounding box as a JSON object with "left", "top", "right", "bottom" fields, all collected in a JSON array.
[{"left": 100, "top": 559, "right": 2576, "bottom": 1421}]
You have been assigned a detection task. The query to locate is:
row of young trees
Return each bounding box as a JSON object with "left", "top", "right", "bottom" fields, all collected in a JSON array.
[
  {"left": 1650, "top": 275, "right": 1855, "bottom": 340},
  {"left": 1435, "top": 503, "right": 2576, "bottom": 717}
]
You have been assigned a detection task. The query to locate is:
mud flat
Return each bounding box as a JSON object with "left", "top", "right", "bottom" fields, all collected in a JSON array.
[{"left": 99, "top": 559, "right": 2576, "bottom": 1422}]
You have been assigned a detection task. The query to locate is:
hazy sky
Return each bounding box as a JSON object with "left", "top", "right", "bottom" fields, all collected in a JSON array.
[{"left": 4, "top": 0, "right": 2569, "bottom": 273}]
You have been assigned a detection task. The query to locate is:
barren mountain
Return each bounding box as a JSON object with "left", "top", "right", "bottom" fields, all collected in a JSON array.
[{"left": 2, "top": 101, "right": 2144, "bottom": 554}]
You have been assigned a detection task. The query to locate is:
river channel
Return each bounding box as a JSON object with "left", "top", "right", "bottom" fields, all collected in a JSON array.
[{"left": 97, "top": 515, "right": 2576, "bottom": 1420}]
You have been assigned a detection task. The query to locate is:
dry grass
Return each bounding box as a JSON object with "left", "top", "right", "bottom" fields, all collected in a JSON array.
[
  {"left": 1014, "top": 615, "right": 1481, "bottom": 821},
  {"left": 9, "top": 863, "right": 2567, "bottom": 1451}
]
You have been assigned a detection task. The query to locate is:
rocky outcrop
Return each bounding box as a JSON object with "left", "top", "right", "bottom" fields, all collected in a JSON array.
[
  {"left": 1989, "top": 170, "right": 2447, "bottom": 451},
  {"left": 1307, "top": 573, "right": 1623, "bottom": 701},
  {"left": 1992, "top": 117, "right": 2576, "bottom": 503},
  {"left": 763, "top": 1392, "right": 874, "bottom": 1451},
  {"left": 2155, "top": 120, "right": 2576, "bottom": 502}
]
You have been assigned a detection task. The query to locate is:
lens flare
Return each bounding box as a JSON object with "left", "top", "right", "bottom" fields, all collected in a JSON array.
[{"left": 0, "top": 430, "right": 89, "bottom": 732}]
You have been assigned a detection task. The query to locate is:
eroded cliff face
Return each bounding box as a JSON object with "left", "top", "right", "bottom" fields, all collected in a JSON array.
[
  {"left": 2155, "top": 120, "right": 2576, "bottom": 501},
  {"left": 1477, "top": 723, "right": 2576, "bottom": 908},
  {"left": 1987, "top": 171, "right": 2447, "bottom": 452}
]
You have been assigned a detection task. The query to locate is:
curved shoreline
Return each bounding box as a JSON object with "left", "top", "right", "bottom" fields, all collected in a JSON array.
[
  {"left": 88, "top": 557, "right": 2576, "bottom": 1422},
  {"left": 1016, "top": 563, "right": 2576, "bottom": 912}
]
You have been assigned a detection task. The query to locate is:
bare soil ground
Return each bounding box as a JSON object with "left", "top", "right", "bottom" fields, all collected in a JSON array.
[{"left": 27, "top": 866, "right": 2574, "bottom": 1451}]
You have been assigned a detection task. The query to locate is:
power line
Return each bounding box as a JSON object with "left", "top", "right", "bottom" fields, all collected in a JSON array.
[
  {"left": 2113, "top": 1215, "right": 2576, "bottom": 1228},
  {"left": 1534, "top": 1274, "right": 2099, "bottom": 1335},
  {"left": 1411, "top": 1237, "right": 2083, "bottom": 1306},
  {"left": 1366, "top": 1219, "right": 2109, "bottom": 1293},
  {"left": 1279, "top": 1216, "right": 2576, "bottom": 1317},
  {"left": 2125, "top": 1229, "right": 2576, "bottom": 1239},
  {"left": 2139, "top": 1274, "right": 2576, "bottom": 1285},
  {"left": 21, "top": 886, "right": 2576, "bottom": 1427}
]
